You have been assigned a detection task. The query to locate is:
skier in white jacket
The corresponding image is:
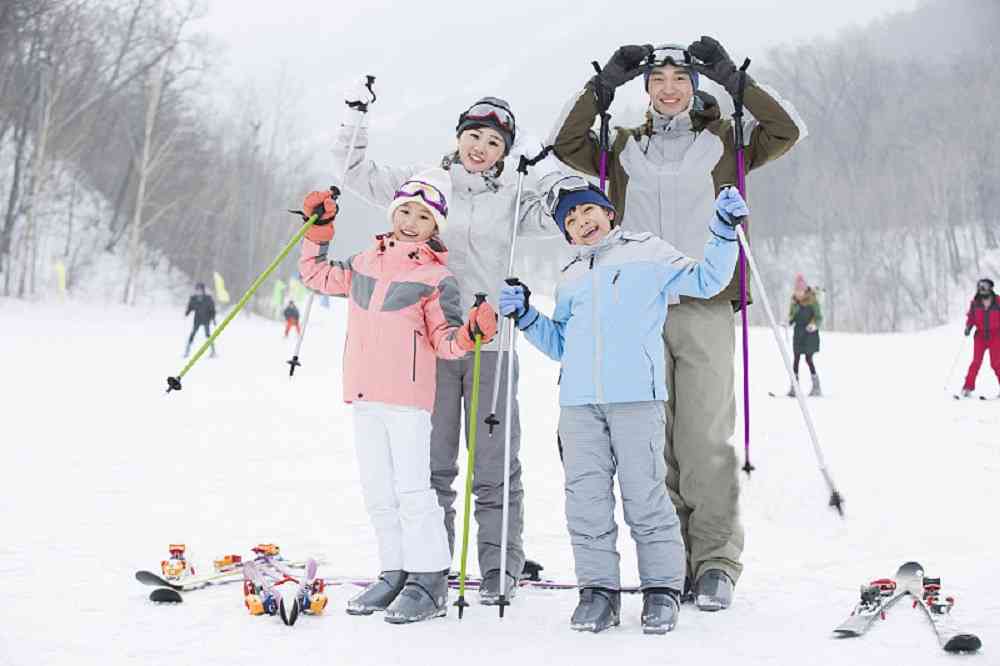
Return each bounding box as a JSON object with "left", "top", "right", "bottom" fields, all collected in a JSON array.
[{"left": 335, "top": 82, "right": 565, "bottom": 604}]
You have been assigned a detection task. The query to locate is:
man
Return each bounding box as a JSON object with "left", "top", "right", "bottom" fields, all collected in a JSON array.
[
  {"left": 551, "top": 36, "right": 806, "bottom": 611},
  {"left": 184, "top": 282, "right": 217, "bottom": 358}
]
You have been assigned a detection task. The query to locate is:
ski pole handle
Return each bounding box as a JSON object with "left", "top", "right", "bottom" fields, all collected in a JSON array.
[{"left": 471, "top": 292, "right": 487, "bottom": 338}]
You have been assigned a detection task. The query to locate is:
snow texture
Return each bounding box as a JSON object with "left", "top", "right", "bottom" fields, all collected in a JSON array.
[{"left": 1, "top": 296, "right": 996, "bottom": 665}]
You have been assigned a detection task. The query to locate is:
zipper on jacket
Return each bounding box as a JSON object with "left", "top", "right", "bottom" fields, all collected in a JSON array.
[
  {"left": 412, "top": 330, "right": 423, "bottom": 381},
  {"left": 612, "top": 270, "right": 621, "bottom": 304},
  {"left": 592, "top": 266, "right": 603, "bottom": 403}
]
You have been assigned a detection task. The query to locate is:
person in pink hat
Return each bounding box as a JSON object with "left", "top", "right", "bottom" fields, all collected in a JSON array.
[
  {"left": 786, "top": 273, "right": 822, "bottom": 397},
  {"left": 297, "top": 169, "right": 498, "bottom": 624}
]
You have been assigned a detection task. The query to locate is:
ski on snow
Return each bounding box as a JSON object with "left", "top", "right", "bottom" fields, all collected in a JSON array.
[{"left": 834, "top": 561, "right": 981, "bottom": 653}]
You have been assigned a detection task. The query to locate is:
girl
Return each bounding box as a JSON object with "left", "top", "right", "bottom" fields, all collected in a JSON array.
[
  {"left": 298, "top": 169, "right": 497, "bottom": 623},
  {"left": 335, "top": 83, "right": 564, "bottom": 603},
  {"left": 787, "top": 274, "right": 822, "bottom": 397}
]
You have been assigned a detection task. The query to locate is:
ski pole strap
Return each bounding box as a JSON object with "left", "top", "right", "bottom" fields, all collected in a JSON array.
[
  {"left": 516, "top": 145, "right": 555, "bottom": 174},
  {"left": 345, "top": 75, "right": 377, "bottom": 112},
  {"left": 732, "top": 58, "right": 751, "bottom": 146}
]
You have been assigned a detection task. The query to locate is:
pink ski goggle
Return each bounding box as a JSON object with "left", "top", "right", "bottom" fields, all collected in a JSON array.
[
  {"left": 395, "top": 180, "right": 448, "bottom": 218},
  {"left": 460, "top": 103, "right": 515, "bottom": 134}
]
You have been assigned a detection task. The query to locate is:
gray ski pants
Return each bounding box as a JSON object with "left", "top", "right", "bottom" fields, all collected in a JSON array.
[
  {"left": 663, "top": 299, "right": 744, "bottom": 584},
  {"left": 558, "top": 401, "right": 685, "bottom": 591},
  {"left": 429, "top": 350, "right": 525, "bottom": 578}
]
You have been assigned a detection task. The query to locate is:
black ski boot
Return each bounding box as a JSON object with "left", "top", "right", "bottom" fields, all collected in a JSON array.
[
  {"left": 346, "top": 570, "right": 407, "bottom": 615},
  {"left": 641, "top": 588, "right": 680, "bottom": 634},
  {"left": 570, "top": 587, "right": 620, "bottom": 633},
  {"left": 384, "top": 570, "right": 448, "bottom": 624},
  {"left": 694, "top": 570, "right": 734, "bottom": 612}
]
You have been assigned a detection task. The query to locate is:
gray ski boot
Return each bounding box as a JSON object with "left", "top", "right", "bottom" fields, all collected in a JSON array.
[
  {"left": 694, "top": 570, "right": 734, "bottom": 611},
  {"left": 809, "top": 373, "right": 822, "bottom": 397},
  {"left": 384, "top": 571, "right": 448, "bottom": 624},
  {"left": 570, "top": 587, "right": 620, "bottom": 633},
  {"left": 345, "top": 570, "right": 407, "bottom": 615},
  {"left": 641, "top": 588, "right": 680, "bottom": 634},
  {"left": 478, "top": 569, "right": 518, "bottom": 606}
]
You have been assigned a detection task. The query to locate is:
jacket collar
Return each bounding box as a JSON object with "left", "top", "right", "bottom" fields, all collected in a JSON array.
[{"left": 371, "top": 233, "right": 449, "bottom": 267}]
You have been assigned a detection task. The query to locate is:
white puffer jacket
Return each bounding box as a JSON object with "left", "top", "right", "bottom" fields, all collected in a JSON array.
[{"left": 334, "top": 110, "right": 565, "bottom": 351}]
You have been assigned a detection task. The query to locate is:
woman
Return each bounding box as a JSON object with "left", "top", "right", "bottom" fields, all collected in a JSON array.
[
  {"left": 960, "top": 278, "right": 1000, "bottom": 398},
  {"left": 787, "top": 274, "right": 822, "bottom": 397},
  {"left": 334, "top": 82, "right": 564, "bottom": 605}
]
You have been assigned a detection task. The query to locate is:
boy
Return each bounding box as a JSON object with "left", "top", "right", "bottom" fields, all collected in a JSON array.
[{"left": 498, "top": 177, "right": 744, "bottom": 633}]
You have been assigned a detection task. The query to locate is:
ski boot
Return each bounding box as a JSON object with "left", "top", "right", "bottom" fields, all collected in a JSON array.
[
  {"left": 809, "top": 373, "right": 822, "bottom": 397},
  {"left": 384, "top": 571, "right": 448, "bottom": 624},
  {"left": 479, "top": 569, "right": 518, "bottom": 606},
  {"left": 570, "top": 588, "right": 620, "bottom": 633},
  {"left": 243, "top": 577, "right": 279, "bottom": 616},
  {"left": 160, "top": 544, "right": 194, "bottom": 581},
  {"left": 347, "top": 570, "right": 408, "bottom": 615},
  {"left": 959, "top": 388, "right": 973, "bottom": 398},
  {"left": 785, "top": 382, "right": 796, "bottom": 397},
  {"left": 694, "top": 569, "right": 734, "bottom": 611},
  {"left": 641, "top": 588, "right": 680, "bottom": 634}
]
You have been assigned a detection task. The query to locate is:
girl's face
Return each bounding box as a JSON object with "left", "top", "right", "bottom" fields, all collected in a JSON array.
[
  {"left": 565, "top": 204, "right": 615, "bottom": 246},
  {"left": 457, "top": 127, "right": 506, "bottom": 173},
  {"left": 647, "top": 65, "right": 694, "bottom": 117},
  {"left": 391, "top": 201, "right": 437, "bottom": 243}
]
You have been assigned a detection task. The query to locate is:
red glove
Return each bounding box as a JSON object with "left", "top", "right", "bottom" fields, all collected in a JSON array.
[
  {"left": 456, "top": 302, "right": 498, "bottom": 351},
  {"left": 302, "top": 190, "right": 338, "bottom": 243}
]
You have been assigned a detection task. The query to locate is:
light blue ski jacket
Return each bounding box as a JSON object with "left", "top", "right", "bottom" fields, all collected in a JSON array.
[{"left": 517, "top": 219, "right": 738, "bottom": 406}]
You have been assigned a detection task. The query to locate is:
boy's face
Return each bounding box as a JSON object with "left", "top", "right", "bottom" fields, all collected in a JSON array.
[
  {"left": 647, "top": 64, "right": 694, "bottom": 117},
  {"left": 391, "top": 201, "right": 438, "bottom": 243},
  {"left": 565, "top": 204, "right": 614, "bottom": 246}
]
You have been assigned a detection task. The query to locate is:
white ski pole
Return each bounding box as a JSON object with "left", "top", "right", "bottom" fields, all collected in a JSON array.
[
  {"left": 288, "top": 76, "right": 375, "bottom": 377},
  {"left": 734, "top": 224, "right": 844, "bottom": 515}
]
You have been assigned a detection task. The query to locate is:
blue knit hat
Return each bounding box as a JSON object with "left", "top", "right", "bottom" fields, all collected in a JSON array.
[{"left": 553, "top": 187, "right": 616, "bottom": 242}]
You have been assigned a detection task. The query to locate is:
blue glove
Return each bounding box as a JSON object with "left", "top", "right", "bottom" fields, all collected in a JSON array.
[
  {"left": 499, "top": 282, "right": 530, "bottom": 320},
  {"left": 716, "top": 186, "right": 749, "bottom": 225}
]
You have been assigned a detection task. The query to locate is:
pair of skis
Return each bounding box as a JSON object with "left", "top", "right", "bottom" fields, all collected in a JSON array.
[
  {"left": 243, "top": 557, "right": 327, "bottom": 626},
  {"left": 833, "top": 561, "right": 981, "bottom": 653},
  {"left": 953, "top": 393, "right": 998, "bottom": 401}
]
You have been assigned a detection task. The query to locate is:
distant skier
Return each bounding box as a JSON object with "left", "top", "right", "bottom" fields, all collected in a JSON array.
[
  {"left": 786, "top": 274, "right": 822, "bottom": 397},
  {"left": 298, "top": 170, "right": 497, "bottom": 624},
  {"left": 283, "top": 300, "right": 301, "bottom": 338},
  {"left": 184, "top": 282, "right": 216, "bottom": 358},
  {"left": 960, "top": 278, "right": 1000, "bottom": 398},
  {"left": 499, "top": 180, "right": 743, "bottom": 633}
]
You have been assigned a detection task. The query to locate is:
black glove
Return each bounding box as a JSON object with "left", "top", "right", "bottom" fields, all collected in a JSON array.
[
  {"left": 590, "top": 44, "right": 652, "bottom": 109},
  {"left": 965, "top": 326, "right": 972, "bottom": 337},
  {"left": 687, "top": 36, "right": 754, "bottom": 97}
]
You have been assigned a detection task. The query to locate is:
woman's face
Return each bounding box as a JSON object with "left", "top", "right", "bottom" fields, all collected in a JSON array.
[{"left": 457, "top": 127, "right": 506, "bottom": 173}]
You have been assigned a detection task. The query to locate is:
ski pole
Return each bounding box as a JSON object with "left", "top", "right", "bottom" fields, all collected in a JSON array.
[
  {"left": 732, "top": 57, "right": 754, "bottom": 476},
  {"left": 287, "top": 75, "right": 376, "bottom": 376},
  {"left": 943, "top": 335, "right": 966, "bottom": 392},
  {"left": 455, "top": 293, "right": 487, "bottom": 620},
  {"left": 590, "top": 61, "right": 611, "bottom": 191},
  {"left": 733, "top": 224, "right": 844, "bottom": 515},
  {"left": 167, "top": 211, "right": 324, "bottom": 393}
]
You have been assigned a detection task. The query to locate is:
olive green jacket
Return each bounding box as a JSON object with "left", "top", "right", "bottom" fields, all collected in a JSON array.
[{"left": 551, "top": 81, "right": 803, "bottom": 304}]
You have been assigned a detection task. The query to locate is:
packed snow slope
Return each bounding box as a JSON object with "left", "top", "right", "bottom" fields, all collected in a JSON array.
[{"left": 1, "top": 297, "right": 996, "bottom": 666}]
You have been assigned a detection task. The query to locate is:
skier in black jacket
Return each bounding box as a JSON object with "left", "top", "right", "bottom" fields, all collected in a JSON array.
[{"left": 184, "top": 282, "right": 217, "bottom": 358}]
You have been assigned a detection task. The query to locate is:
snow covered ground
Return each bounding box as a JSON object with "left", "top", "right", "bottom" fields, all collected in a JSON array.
[{"left": 1, "top": 297, "right": 997, "bottom": 665}]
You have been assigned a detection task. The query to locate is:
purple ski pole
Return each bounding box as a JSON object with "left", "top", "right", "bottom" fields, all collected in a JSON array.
[{"left": 733, "top": 58, "right": 754, "bottom": 475}]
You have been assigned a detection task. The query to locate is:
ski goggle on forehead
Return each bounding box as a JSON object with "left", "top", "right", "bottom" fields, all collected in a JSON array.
[
  {"left": 460, "top": 102, "right": 515, "bottom": 134},
  {"left": 646, "top": 44, "right": 694, "bottom": 70},
  {"left": 978, "top": 280, "right": 994, "bottom": 291},
  {"left": 395, "top": 180, "right": 448, "bottom": 218},
  {"left": 544, "top": 175, "right": 601, "bottom": 217}
]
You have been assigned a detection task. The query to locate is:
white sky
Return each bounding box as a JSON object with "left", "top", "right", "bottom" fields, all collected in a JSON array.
[{"left": 192, "top": 0, "right": 921, "bottom": 167}]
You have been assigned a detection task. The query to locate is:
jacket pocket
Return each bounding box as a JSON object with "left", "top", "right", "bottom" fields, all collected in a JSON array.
[
  {"left": 612, "top": 270, "right": 621, "bottom": 304},
  {"left": 412, "top": 330, "right": 423, "bottom": 382}
]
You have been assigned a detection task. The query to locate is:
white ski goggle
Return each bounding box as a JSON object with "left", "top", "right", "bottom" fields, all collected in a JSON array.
[
  {"left": 646, "top": 44, "right": 694, "bottom": 70},
  {"left": 543, "top": 175, "right": 600, "bottom": 217}
]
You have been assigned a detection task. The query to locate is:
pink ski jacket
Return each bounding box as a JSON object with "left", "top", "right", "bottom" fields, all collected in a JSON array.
[{"left": 299, "top": 233, "right": 467, "bottom": 412}]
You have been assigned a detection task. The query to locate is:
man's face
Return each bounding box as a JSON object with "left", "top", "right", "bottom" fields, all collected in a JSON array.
[
  {"left": 647, "top": 64, "right": 694, "bottom": 117},
  {"left": 565, "top": 204, "right": 614, "bottom": 246}
]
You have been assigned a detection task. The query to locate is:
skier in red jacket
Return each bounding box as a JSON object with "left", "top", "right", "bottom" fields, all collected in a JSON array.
[{"left": 960, "top": 278, "right": 1000, "bottom": 398}]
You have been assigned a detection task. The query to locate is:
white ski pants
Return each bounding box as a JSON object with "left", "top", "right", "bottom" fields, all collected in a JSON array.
[{"left": 353, "top": 401, "right": 452, "bottom": 572}]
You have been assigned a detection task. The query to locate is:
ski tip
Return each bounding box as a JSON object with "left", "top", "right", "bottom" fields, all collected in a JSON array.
[
  {"left": 279, "top": 597, "right": 300, "bottom": 626},
  {"left": 149, "top": 588, "right": 183, "bottom": 604},
  {"left": 944, "top": 634, "right": 982, "bottom": 653}
]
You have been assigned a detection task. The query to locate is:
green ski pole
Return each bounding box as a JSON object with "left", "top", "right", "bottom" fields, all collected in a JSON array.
[
  {"left": 166, "top": 188, "right": 338, "bottom": 393},
  {"left": 455, "top": 293, "right": 487, "bottom": 619}
]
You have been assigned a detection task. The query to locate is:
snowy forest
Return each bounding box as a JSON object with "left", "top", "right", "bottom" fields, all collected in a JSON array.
[{"left": 1, "top": 0, "right": 998, "bottom": 330}]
